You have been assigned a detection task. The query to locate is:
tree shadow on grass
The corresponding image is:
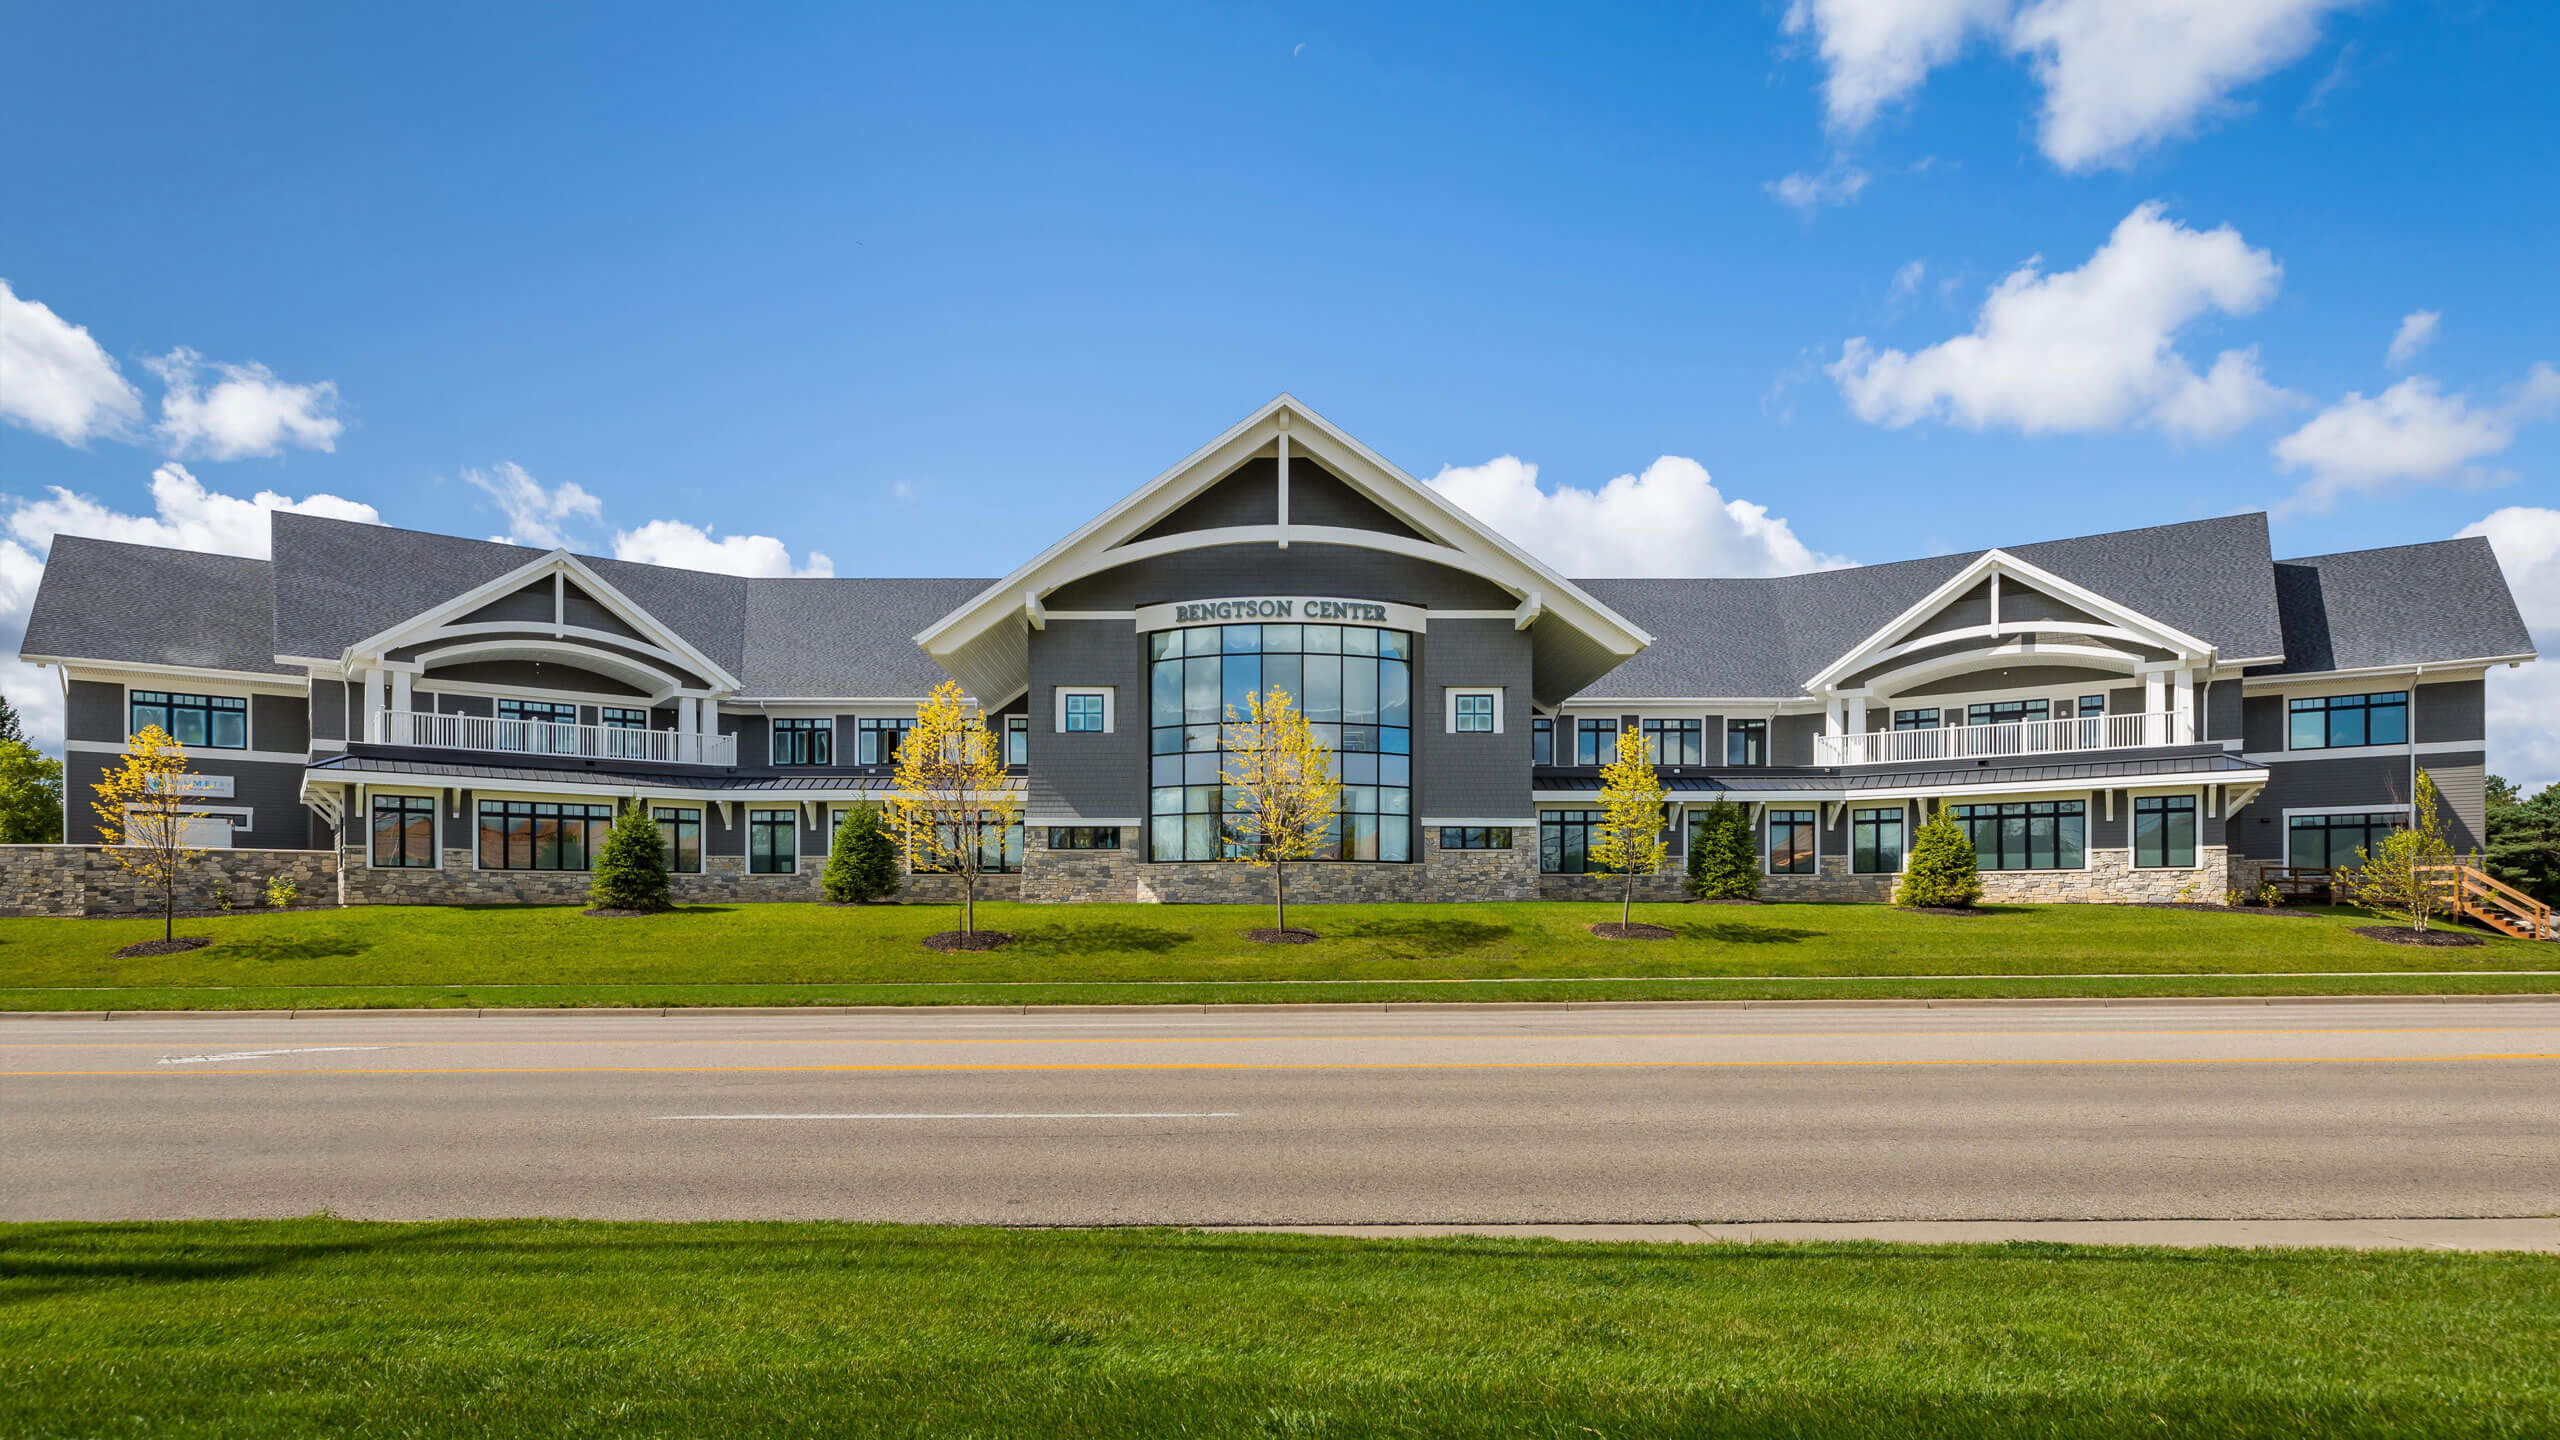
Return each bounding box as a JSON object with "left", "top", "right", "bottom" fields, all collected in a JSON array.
[
  {"left": 215, "top": 936, "right": 372, "bottom": 963},
  {"left": 1010, "top": 923, "right": 1195, "bottom": 955},
  {"left": 1332, "top": 917, "right": 1515, "bottom": 952},
  {"left": 0, "top": 1221, "right": 455, "bottom": 1306},
  {"left": 1666, "top": 922, "right": 1819, "bottom": 945}
]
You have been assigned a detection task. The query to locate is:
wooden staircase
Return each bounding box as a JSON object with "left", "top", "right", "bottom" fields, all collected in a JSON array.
[{"left": 2418, "top": 864, "right": 2556, "bottom": 940}]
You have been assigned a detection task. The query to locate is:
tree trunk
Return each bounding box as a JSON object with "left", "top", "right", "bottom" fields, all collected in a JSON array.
[
  {"left": 962, "top": 864, "right": 975, "bottom": 939},
  {"left": 1621, "top": 871, "right": 1633, "bottom": 931},
  {"left": 1275, "top": 860, "right": 1286, "bottom": 934}
]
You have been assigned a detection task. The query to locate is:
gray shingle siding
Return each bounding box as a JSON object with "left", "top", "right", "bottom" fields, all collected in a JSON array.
[
  {"left": 251, "top": 693, "right": 309, "bottom": 753},
  {"left": 2415, "top": 679, "right": 2485, "bottom": 744},
  {"left": 65, "top": 679, "right": 124, "bottom": 745},
  {"left": 1417, "top": 620, "right": 1535, "bottom": 820},
  {"left": 1043, "top": 544, "right": 1514, "bottom": 611},
  {"left": 1025, "top": 619, "right": 1147, "bottom": 822}
]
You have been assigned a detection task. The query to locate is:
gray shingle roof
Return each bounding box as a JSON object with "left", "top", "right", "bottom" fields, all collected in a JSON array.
[
  {"left": 19, "top": 536, "right": 294, "bottom": 675},
  {"left": 741, "top": 577, "right": 992, "bottom": 696},
  {"left": 1574, "top": 513, "right": 2287, "bottom": 698},
  {"left": 2256, "top": 536, "right": 2536, "bottom": 675}
]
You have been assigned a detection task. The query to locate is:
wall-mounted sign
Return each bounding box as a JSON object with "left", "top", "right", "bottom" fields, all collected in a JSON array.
[
  {"left": 1134, "top": 597, "right": 1429, "bottom": 633},
  {"left": 143, "top": 774, "right": 236, "bottom": 798}
]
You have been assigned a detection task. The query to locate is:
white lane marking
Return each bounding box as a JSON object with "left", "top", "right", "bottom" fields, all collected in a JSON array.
[
  {"left": 652, "top": 1111, "right": 1242, "bottom": 1121},
  {"left": 157, "top": 1046, "right": 385, "bottom": 1066}
]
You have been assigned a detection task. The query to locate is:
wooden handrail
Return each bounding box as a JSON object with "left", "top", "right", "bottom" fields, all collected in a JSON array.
[{"left": 2413, "top": 863, "right": 2553, "bottom": 939}]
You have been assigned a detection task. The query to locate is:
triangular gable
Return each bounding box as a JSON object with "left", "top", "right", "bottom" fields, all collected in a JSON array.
[
  {"left": 915, "top": 395, "right": 1653, "bottom": 706},
  {"left": 343, "top": 547, "right": 745, "bottom": 693},
  {"left": 1804, "top": 548, "right": 2215, "bottom": 694}
]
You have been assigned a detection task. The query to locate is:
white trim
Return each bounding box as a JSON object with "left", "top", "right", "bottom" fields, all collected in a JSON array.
[
  {"left": 359, "top": 786, "right": 442, "bottom": 870},
  {"left": 1444, "top": 687, "right": 1504, "bottom": 735},
  {"left": 2242, "top": 657, "right": 2526, "bottom": 691},
  {"left": 1422, "top": 816, "right": 1536, "bottom": 828},
  {"left": 65, "top": 739, "right": 310, "bottom": 767},
  {"left": 342, "top": 547, "right": 745, "bottom": 693},
  {"left": 2245, "top": 739, "right": 2481, "bottom": 764},
  {"left": 47, "top": 660, "right": 307, "bottom": 696},
  {"left": 2123, "top": 786, "right": 2208, "bottom": 871},
  {"left": 1762, "top": 800, "right": 1821, "bottom": 877},
  {"left": 1054, "top": 686, "right": 1116, "bottom": 735},
  {"left": 1842, "top": 799, "right": 1915, "bottom": 876},
  {"left": 1804, "top": 548, "right": 2215, "bottom": 694},
  {"left": 410, "top": 677, "right": 667, "bottom": 708},
  {"left": 1132, "top": 592, "right": 1432, "bottom": 635},
  {"left": 409, "top": 638, "right": 690, "bottom": 702},
  {"left": 1028, "top": 815, "right": 1143, "bottom": 828},
  {"left": 1036, "top": 612, "right": 1138, "bottom": 623},
  {"left": 2279, "top": 803, "right": 2414, "bottom": 867}
]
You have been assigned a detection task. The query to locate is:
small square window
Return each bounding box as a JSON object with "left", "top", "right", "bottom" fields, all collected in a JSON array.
[
  {"left": 1058, "top": 687, "right": 1114, "bottom": 734},
  {"left": 1451, "top": 691, "right": 1496, "bottom": 734}
]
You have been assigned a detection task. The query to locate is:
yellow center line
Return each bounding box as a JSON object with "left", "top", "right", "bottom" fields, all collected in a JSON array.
[
  {"left": 11, "top": 1052, "right": 2560, "bottom": 1077},
  {"left": 3, "top": 1025, "right": 2551, "bottom": 1051}
]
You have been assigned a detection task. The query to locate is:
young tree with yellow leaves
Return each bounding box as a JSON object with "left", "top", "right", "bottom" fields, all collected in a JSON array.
[
  {"left": 1219, "top": 687, "right": 1341, "bottom": 939},
  {"left": 2341, "top": 768, "right": 2461, "bottom": 934},
  {"left": 90, "top": 725, "right": 210, "bottom": 943},
  {"left": 887, "top": 680, "right": 1020, "bottom": 944},
  {"left": 1590, "top": 726, "right": 1668, "bottom": 934}
]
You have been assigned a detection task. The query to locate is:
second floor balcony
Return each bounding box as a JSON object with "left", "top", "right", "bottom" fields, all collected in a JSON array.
[
  {"left": 370, "top": 707, "right": 736, "bottom": 767},
  {"left": 1815, "top": 711, "right": 2189, "bottom": 768}
]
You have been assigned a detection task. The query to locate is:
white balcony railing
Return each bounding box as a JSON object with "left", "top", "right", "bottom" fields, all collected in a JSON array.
[
  {"left": 374, "top": 708, "right": 736, "bottom": 766},
  {"left": 1815, "top": 711, "right": 2186, "bottom": 767}
]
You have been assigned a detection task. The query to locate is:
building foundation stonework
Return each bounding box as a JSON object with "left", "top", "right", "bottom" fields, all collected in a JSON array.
[
  {"left": 337, "top": 849, "right": 1018, "bottom": 906},
  {"left": 0, "top": 845, "right": 340, "bottom": 918}
]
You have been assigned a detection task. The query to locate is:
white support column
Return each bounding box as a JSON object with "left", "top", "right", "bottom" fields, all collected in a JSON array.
[
  {"left": 365, "top": 667, "right": 389, "bottom": 742},
  {"left": 1846, "top": 694, "right": 1867, "bottom": 736},
  {"left": 389, "top": 669, "right": 413, "bottom": 726},
  {"left": 679, "top": 696, "right": 700, "bottom": 762},
  {"left": 2172, "top": 668, "right": 2196, "bottom": 743},
  {"left": 2144, "top": 671, "right": 2168, "bottom": 745},
  {"left": 1275, "top": 428, "right": 1292, "bottom": 549}
]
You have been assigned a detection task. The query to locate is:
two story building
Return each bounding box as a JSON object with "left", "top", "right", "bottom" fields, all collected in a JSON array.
[{"left": 17, "top": 396, "right": 2537, "bottom": 906}]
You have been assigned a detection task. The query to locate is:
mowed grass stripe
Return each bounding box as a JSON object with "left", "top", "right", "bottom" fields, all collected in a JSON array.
[{"left": 2, "top": 1219, "right": 2555, "bottom": 1438}]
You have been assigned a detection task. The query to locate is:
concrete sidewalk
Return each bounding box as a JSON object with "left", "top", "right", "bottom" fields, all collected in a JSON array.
[{"left": 1210, "top": 1218, "right": 2560, "bottom": 1252}]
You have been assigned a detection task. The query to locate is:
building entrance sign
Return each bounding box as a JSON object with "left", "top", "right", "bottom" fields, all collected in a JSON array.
[{"left": 1136, "top": 598, "right": 1428, "bottom": 633}]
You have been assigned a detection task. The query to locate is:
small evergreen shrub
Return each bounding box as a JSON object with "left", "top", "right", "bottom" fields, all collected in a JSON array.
[
  {"left": 824, "top": 801, "right": 902, "bottom": 904},
  {"left": 589, "top": 804, "right": 672, "bottom": 912},
  {"left": 1895, "top": 811, "right": 1983, "bottom": 909},
  {"left": 1684, "top": 801, "right": 1760, "bottom": 900}
]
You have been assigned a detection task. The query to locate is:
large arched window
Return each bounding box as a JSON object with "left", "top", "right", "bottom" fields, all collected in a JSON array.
[{"left": 1146, "top": 623, "right": 1413, "bottom": 862}]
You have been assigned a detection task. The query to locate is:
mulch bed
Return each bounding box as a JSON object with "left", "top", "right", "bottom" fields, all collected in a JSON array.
[
  {"left": 1248, "top": 928, "right": 1321, "bottom": 945},
  {"left": 113, "top": 937, "right": 213, "bottom": 957},
  {"left": 1588, "top": 922, "right": 1676, "bottom": 941},
  {"left": 1897, "top": 905, "right": 1990, "bottom": 917},
  {"left": 1687, "top": 897, "right": 1765, "bottom": 906},
  {"left": 2353, "top": 925, "right": 2485, "bottom": 947},
  {"left": 582, "top": 907, "right": 672, "bottom": 918},
  {"left": 2128, "top": 902, "right": 2318, "bottom": 918},
  {"left": 923, "top": 930, "right": 1014, "bottom": 953}
]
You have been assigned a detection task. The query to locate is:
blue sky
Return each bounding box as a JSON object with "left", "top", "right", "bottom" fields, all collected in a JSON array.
[{"left": 2, "top": 1, "right": 2554, "bottom": 775}]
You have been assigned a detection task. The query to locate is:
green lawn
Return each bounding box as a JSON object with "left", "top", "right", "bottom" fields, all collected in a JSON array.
[
  {"left": 4, "top": 1221, "right": 2553, "bottom": 1438},
  {"left": 0, "top": 899, "right": 2550, "bottom": 1010}
]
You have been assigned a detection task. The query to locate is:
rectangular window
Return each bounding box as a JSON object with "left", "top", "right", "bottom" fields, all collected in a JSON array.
[
  {"left": 1005, "top": 714, "right": 1029, "bottom": 765},
  {"left": 1046, "top": 826, "right": 1121, "bottom": 850},
  {"left": 129, "top": 691, "right": 248, "bottom": 749},
  {"left": 1453, "top": 693, "right": 1495, "bottom": 734},
  {"left": 1967, "top": 698, "right": 2049, "bottom": 727},
  {"left": 856, "top": 717, "right": 911, "bottom": 765},
  {"left": 1642, "top": 718, "right": 1703, "bottom": 766},
  {"left": 2287, "top": 692, "right": 2409, "bottom": 750},
  {"left": 599, "top": 706, "right": 647, "bottom": 729},
  {"left": 748, "top": 809, "right": 798, "bottom": 873},
  {"left": 1539, "top": 810, "right": 1601, "bottom": 873},
  {"left": 1726, "top": 719, "right": 1767, "bottom": 767},
  {"left": 1767, "top": 808, "right": 1817, "bottom": 875},
  {"left": 1948, "top": 800, "right": 2087, "bottom": 871},
  {"left": 2132, "top": 794, "right": 2198, "bottom": 868},
  {"left": 1851, "top": 806, "right": 1904, "bottom": 874},
  {"left": 770, "top": 717, "right": 833, "bottom": 766},
  {"left": 1062, "top": 692, "right": 1108, "bottom": 733},
  {"left": 2079, "top": 694, "right": 2107, "bottom": 717},
  {"left": 652, "top": 806, "right": 703, "bottom": 874},
  {"left": 1892, "top": 708, "right": 1940, "bottom": 731},
  {"left": 2287, "top": 811, "right": 2407, "bottom": 869},
  {"left": 1573, "top": 717, "right": 1619, "bottom": 766},
  {"left": 495, "top": 698, "right": 579, "bottom": 754},
  {"left": 1531, "top": 716, "right": 1554, "bottom": 766},
  {"left": 922, "top": 814, "right": 1024, "bottom": 873},
  {"left": 475, "top": 800, "right": 615, "bottom": 871},
  {"left": 370, "top": 794, "right": 435, "bottom": 868},
  {"left": 1439, "top": 826, "right": 1513, "bottom": 850}
]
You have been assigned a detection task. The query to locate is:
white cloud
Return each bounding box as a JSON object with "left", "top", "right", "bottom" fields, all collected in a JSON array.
[
  {"left": 0, "top": 466, "right": 380, "bottom": 749},
  {"left": 2386, "top": 310, "right": 2440, "bottom": 370},
  {"left": 1425, "top": 454, "right": 1849, "bottom": 578},
  {"left": 148, "top": 348, "right": 343, "bottom": 460},
  {"left": 1782, "top": 0, "right": 2353, "bottom": 170},
  {"left": 0, "top": 277, "right": 142, "bottom": 445},
  {"left": 611, "top": 519, "right": 834, "bottom": 578},
  {"left": 464, "top": 461, "right": 603, "bottom": 549},
  {"left": 2273, "top": 365, "right": 2560, "bottom": 512},
  {"left": 2458, "top": 506, "right": 2560, "bottom": 793},
  {"left": 1765, "top": 161, "right": 1872, "bottom": 215},
  {"left": 1887, "top": 259, "right": 1927, "bottom": 310},
  {"left": 1782, "top": 0, "right": 2009, "bottom": 135},
  {"left": 1829, "top": 202, "right": 2293, "bottom": 438},
  {"left": 2009, "top": 0, "right": 2353, "bottom": 171}
]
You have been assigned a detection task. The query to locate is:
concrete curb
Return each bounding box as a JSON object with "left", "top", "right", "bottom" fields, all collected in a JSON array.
[
  {"left": 1183, "top": 1218, "right": 2560, "bottom": 1253},
  {"left": 7, "top": 992, "right": 2559, "bottom": 1021}
]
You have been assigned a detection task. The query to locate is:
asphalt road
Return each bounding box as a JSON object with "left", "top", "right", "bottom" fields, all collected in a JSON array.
[{"left": 6, "top": 1000, "right": 2557, "bottom": 1224}]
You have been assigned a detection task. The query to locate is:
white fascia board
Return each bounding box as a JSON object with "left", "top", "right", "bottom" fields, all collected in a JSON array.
[
  {"left": 1803, "top": 549, "right": 2216, "bottom": 693},
  {"left": 913, "top": 394, "right": 1654, "bottom": 662},
  {"left": 340, "top": 548, "right": 744, "bottom": 693},
  {"left": 2240, "top": 656, "right": 2531, "bottom": 691},
  {"left": 42, "top": 659, "right": 309, "bottom": 695}
]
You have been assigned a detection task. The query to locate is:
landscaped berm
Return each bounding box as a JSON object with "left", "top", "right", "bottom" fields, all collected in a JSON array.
[{"left": 0, "top": 899, "right": 2549, "bottom": 1011}]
